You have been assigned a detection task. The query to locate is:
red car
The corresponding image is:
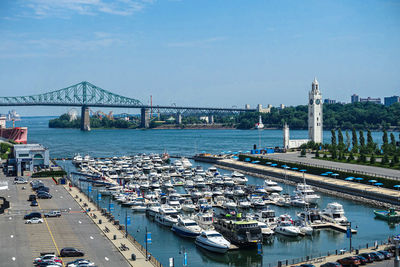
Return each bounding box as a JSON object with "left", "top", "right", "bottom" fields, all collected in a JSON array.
[{"left": 337, "top": 256, "right": 361, "bottom": 266}]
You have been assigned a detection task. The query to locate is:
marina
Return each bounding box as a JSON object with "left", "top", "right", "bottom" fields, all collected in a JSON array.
[{"left": 62, "top": 151, "right": 395, "bottom": 266}]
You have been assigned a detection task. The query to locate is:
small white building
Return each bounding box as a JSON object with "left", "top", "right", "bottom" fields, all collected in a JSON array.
[{"left": 13, "top": 144, "right": 50, "bottom": 176}]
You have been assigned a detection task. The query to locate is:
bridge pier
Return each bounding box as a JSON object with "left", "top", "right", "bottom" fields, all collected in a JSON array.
[
  {"left": 140, "top": 108, "right": 150, "bottom": 128},
  {"left": 176, "top": 112, "right": 182, "bottom": 125},
  {"left": 80, "top": 106, "right": 91, "bottom": 131},
  {"left": 208, "top": 115, "right": 214, "bottom": 124}
]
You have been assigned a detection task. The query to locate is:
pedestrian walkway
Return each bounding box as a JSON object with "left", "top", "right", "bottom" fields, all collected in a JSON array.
[
  {"left": 264, "top": 152, "right": 400, "bottom": 180},
  {"left": 65, "top": 185, "right": 155, "bottom": 267}
]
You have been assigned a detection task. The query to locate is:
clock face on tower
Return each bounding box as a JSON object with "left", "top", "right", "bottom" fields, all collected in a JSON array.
[
  {"left": 309, "top": 99, "right": 313, "bottom": 105},
  {"left": 316, "top": 99, "right": 321, "bottom": 105}
]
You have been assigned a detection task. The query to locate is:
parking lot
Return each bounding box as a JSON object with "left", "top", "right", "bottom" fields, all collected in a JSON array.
[{"left": 0, "top": 173, "right": 130, "bottom": 266}]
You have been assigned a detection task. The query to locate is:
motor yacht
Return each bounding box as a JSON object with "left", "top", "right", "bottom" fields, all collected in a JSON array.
[
  {"left": 321, "top": 202, "right": 348, "bottom": 224},
  {"left": 155, "top": 206, "right": 179, "bottom": 227},
  {"left": 182, "top": 198, "right": 196, "bottom": 212},
  {"left": 294, "top": 183, "right": 320, "bottom": 204},
  {"left": 274, "top": 215, "right": 301, "bottom": 237},
  {"left": 258, "top": 221, "right": 274, "bottom": 237},
  {"left": 264, "top": 180, "right": 283, "bottom": 192},
  {"left": 195, "top": 230, "right": 231, "bottom": 253},
  {"left": 194, "top": 212, "right": 214, "bottom": 230},
  {"left": 172, "top": 217, "right": 202, "bottom": 238}
]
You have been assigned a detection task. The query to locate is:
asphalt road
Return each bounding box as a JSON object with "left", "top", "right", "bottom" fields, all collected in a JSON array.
[{"left": 0, "top": 173, "right": 130, "bottom": 267}]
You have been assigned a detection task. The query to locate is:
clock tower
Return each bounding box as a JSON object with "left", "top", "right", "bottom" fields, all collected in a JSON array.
[{"left": 308, "top": 77, "right": 323, "bottom": 143}]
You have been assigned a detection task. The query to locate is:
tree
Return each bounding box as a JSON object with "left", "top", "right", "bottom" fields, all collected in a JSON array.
[
  {"left": 390, "top": 133, "right": 396, "bottom": 155},
  {"left": 315, "top": 150, "right": 320, "bottom": 158},
  {"left": 331, "top": 149, "right": 337, "bottom": 159},
  {"left": 352, "top": 128, "right": 358, "bottom": 153},
  {"left": 370, "top": 154, "right": 376, "bottom": 164},
  {"left": 381, "top": 154, "right": 389, "bottom": 165},
  {"left": 301, "top": 149, "right": 306, "bottom": 157},
  {"left": 331, "top": 129, "right": 337, "bottom": 147},
  {"left": 338, "top": 128, "right": 344, "bottom": 151},
  {"left": 359, "top": 131, "right": 365, "bottom": 152},
  {"left": 348, "top": 152, "right": 355, "bottom": 161},
  {"left": 345, "top": 130, "right": 351, "bottom": 152},
  {"left": 366, "top": 129, "right": 376, "bottom": 154},
  {"left": 359, "top": 153, "right": 367, "bottom": 163},
  {"left": 394, "top": 154, "right": 399, "bottom": 164},
  {"left": 382, "top": 130, "right": 389, "bottom": 154}
]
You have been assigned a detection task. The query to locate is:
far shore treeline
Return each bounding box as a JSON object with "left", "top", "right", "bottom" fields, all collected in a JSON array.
[{"left": 49, "top": 102, "right": 400, "bottom": 130}]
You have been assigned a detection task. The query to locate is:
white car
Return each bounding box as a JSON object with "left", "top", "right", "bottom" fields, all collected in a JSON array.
[
  {"left": 14, "top": 178, "right": 28, "bottom": 184},
  {"left": 33, "top": 254, "right": 62, "bottom": 264},
  {"left": 66, "top": 259, "right": 95, "bottom": 266},
  {"left": 25, "top": 218, "right": 43, "bottom": 224}
]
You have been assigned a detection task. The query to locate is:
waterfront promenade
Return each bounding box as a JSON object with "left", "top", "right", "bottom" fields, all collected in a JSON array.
[
  {"left": 264, "top": 151, "right": 400, "bottom": 180},
  {"left": 65, "top": 184, "right": 155, "bottom": 267}
]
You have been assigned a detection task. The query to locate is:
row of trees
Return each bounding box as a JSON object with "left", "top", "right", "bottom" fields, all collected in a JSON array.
[
  {"left": 301, "top": 128, "right": 400, "bottom": 167},
  {"left": 49, "top": 114, "right": 138, "bottom": 129},
  {"left": 237, "top": 102, "right": 400, "bottom": 130}
]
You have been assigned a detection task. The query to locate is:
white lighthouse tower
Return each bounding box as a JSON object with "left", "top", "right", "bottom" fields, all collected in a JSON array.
[{"left": 308, "top": 77, "right": 323, "bottom": 143}]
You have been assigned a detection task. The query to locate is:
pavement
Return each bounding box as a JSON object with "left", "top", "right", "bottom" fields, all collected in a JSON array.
[
  {"left": 262, "top": 152, "right": 400, "bottom": 180},
  {"left": 65, "top": 184, "right": 154, "bottom": 267},
  {"left": 0, "top": 173, "right": 131, "bottom": 267}
]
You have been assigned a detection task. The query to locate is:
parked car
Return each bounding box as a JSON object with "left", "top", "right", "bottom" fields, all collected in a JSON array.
[
  {"left": 320, "top": 263, "right": 342, "bottom": 267},
  {"left": 378, "top": 250, "right": 393, "bottom": 259},
  {"left": 24, "top": 212, "right": 42, "bottom": 219},
  {"left": 369, "top": 252, "right": 385, "bottom": 261},
  {"left": 59, "top": 248, "right": 85, "bottom": 257},
  {"left": 354, "top": 256, "right": 367, "bottom": 265},
  {"left": 358, "top": 253, "right": 374, "bottom": 263},
  {"left": 337, "top": 256, "right": 361, "bottom": 266},
  {"left": 37, "top": 192, "right": 52, "bottom": 199},
  {"left": 25, "top": 218, "right": 44, "bottom": 224},
  {"left": 14, "top": 177, "right": 28, "bottom": 184},
  {"left": 44, "top": 211, "right": 61, "bottom": 218},
  {"left": 28, "top": 194, "right": 37, "bottom": 201},
  {"left": 35, "top": 186, "right": 50, "bottom": 192},
  {"left": 32, "top": 182, "right": 45, "bottom": 190},
  {"left": 35, "top": 262, "right": 62, "bottom": 267},
  {"left": 34, "top": 254, "right": 63, "bottom": 265},
  {"left": 66, "top": 259, "right": 95, "bottom": 267},
  {"left": 30, "top": 200, "right": 38, "bottom": 206},
  {"left": 300, "top": 265, "right": 315, "bottom": 267}
]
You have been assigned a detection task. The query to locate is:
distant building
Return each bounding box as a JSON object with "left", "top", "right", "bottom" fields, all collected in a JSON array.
[
  {"left": 245, "top": 104, "right": 251, "bottom": 110},
  {"left": 0, "top": 115, "right": 6, "bottom": 128},
  {"left": 324, "top": 99, "right": 336, "bottom": 104},
  {"left": 360, "top": 97, "right": 381, "bottom": 104},
  {"left": 384, "top": 96, "right": 400, "bottom": 106},
  {"left": 279, "top": 104, "right": 285, "bottom": 110},
  {"left": 351, "top": 94, "right": 359, "bottom": 103},
  {"left": 13, "top": 144, "right": 50, "bottom": 176},
  {"left": 256, "top": 104, "right": 273, "bottom": 113}
]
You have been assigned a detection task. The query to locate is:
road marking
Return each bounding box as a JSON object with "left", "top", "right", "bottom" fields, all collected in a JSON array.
[
  {"left": 12, "top": 257, "right": 16, "bottom": 261},
  {"left": 10, "top": 235, "right": 14, "bottom": 238},
  {"left": 105, "top": 257, "right": 109, "bottom": 261},
  {"left": 37, "top": 200, "right": 65, "bottom": 267},
  {"left": 90, "top": 236, "right": 94, "bottom": 239}
]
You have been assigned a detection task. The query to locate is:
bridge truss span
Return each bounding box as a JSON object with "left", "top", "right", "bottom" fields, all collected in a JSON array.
[{"left": 0, "top": 81, "right": 143, "bottom": 107}]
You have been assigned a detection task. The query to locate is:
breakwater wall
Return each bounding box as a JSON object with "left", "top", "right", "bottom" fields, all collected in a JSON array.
[{"left": 193, "top": 155, "right": 400, "bottom": 209}]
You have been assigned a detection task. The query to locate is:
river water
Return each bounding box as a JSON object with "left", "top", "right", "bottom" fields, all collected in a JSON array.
[{"left": 13, "top": 117, "right": 400, "bottom": 266}]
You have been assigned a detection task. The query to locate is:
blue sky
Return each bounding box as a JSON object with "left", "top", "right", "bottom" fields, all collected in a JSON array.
[{"left": 0, "top": 0, "right": 399, "bottom": 115}]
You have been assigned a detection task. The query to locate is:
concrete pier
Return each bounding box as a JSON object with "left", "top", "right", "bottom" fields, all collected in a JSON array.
[
  {"left": 140, "top": 108, "right": 150, "bottom": 128},
  {"left": 80, "top": 106, "right": 91, "bottom": 131}
]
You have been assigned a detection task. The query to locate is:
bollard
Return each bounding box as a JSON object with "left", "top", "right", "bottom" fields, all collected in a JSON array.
[
  {"left": 114, "top": 220, "right": 119, "bottom": 226},
  {"left": 277, "top": 261, "right": 282, "bottom": 267},
  {"left": 366, "top": 243, "right": 368, "bottom": 249},
  {"left": 99, "top": 219, "right": 102, "bottom": 224},
  {"left": 113, "top": 234, "right": 117, "bottom": 240},
  {"left": 131, "top": 253, "right": 136, "bottom": 261},
  {"left": 79, "top": 198, "right": 82, "bottom": 202},
  {"left": 335, "top": 250, "right": 338, "bottom": 255}
]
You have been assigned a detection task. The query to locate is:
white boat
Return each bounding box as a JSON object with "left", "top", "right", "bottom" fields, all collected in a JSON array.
[
  {"left": 294, "top": 183, "right": 320, "bottom": 204},
  {"left": 131, "top": 202, "right": 147, "bottom": 212},
  {"left": 255, "top": 115, "right": 264, "bottom": 129},
  {"left": 290, "top": 195, "right": 307, "bottom": 207},
  {"left": 172, "top": 217, "right": 202, "bottom": 238},
  {"left": 250, "top": 196, "right": 265, "bottom": 208},
  {"left": 258, "top": 221, "right": 274, "bottom": 237},
  {"left": 237, "top": 199, "right": 252, "bottom": 209},
  {"left": 297, "top": 208, "right": 323, "bottom": 224},
  {"left": 155, "top": 206, "right": 179, "bottom": 227},
  {"left": 73, "top": 154, "right": 83, "bottom": 164},
  {"left": 254, "top": 207, "right": 277, "bottom": 226},
  {"left": 321, "top": 202, "right": 348, "bottom": 224},
  {"left": 181, "top": 158, "right": 193, "bottom": 169},
  {"left": 182, "top": 199, "right": 196, "bottom": 212},
  {"left": 198, "top": 198, "right": 212, "bottom": 211},
  {"left": 231, "top": 171, "right": 248, "bottom": 185},
  {"left": 195, "top": 230, "right": 231, "bottom": 253},
  {"left": 274, "top": 216, "right": 301, "bottom": 237},
  {"left": 222, "top": 200, "right": 237, "bottom": 210},
  {"left": 264, "top": 180, "right": 283, "bottom": 192},
  {"left": 146, "top": 203, "right": 161, "bottom": 217},
  {"left": 194, "top": 212, "right": 214, "bottom": 230}
]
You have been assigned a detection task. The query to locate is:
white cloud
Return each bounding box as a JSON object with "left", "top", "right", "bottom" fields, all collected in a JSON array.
[{"left": 17, "top": 0, "right": 154, "bottom": 18}]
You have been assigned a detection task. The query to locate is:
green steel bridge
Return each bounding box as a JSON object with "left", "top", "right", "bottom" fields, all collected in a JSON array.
[{"left": 0, "top": 81, "right": 256, "bottom": 130}]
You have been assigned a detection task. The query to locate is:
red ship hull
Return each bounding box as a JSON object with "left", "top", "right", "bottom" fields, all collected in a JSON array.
[{"left": 0, "top": 127, "right": 28, "bottom": 144}]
